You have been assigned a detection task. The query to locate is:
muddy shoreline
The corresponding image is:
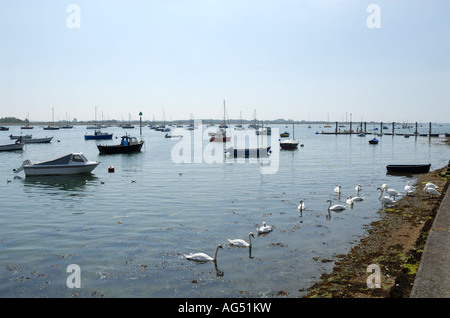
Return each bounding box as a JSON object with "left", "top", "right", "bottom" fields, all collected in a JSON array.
[{"left": 304, "top": 154, "right": 450, "bottom": 298}]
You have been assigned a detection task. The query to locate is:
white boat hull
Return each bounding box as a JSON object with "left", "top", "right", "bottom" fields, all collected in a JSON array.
[{"left": 23, "top": 162, "right": 99, "bottom": 176}]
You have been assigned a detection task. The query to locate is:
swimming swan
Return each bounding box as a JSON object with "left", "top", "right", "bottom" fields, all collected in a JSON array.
[
  {"left": 297, "top": 200, "right": 306, "bottom": 212},
  {"left": 228, "top": 232, "right": 255, "bottom": 247},
  {"left": 327, "top": 199, "right": 346, "bottom": 211},
  {"left": 184, "top": 244, "right": 223, "bottom": 262},
  {"left": 257, "top": 222, "right": 273, "bottom": 234},
  {"left": 334, "top": 185, "right": 341, "bottom": 194}
]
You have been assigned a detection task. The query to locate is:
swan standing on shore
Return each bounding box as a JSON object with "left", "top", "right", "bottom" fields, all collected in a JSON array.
[
  {"left": 382, "top": 184, "right": 401, "bottom": 199},
  {"left": 257, "top": 222, "right": 273, "bottom": 234},
  {"left": 423, "top": 186, "right": 441, "bottom": 198},
  {"left": 327, "top": 199, "right": 346, "bottom": 211},
  {"left": 184, "top": 245, "right": 223, "bottom": 262},
  {"left": 228, "top": 232, "right": 255, "bottom": 248},
  {"left": 404, "top": 181, "right": 416, "bottom": 196},
  {"left": 377, "top": 187, "right": 397, "bottom": 206},
  {"left": 425, "top": 182, "right": 439, "bottom": 189}
]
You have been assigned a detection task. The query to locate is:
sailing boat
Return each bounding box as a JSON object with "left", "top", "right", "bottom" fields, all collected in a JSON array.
[
  {"left": 280, "top": 122, "right": 299, "bottom": 150},
  {"left": 324, "top": 113, "right": 331, "bottom": 128},
  {"left": 43, "top": 107, "right": 60, "bottom": 130},
  {"left": 210, "top": 100, "right": 231, "bottom": 142},
  {"left": 21, "top": 112, "right": 34, "bottom": 129}
]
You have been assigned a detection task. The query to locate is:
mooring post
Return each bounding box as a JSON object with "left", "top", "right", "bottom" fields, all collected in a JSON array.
[{"left": 392, "top": 122, "right": 395, "bottom": 135}]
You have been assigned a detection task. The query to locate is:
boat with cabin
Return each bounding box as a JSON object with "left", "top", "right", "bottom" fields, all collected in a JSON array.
[
  {"left": 280, "top": 123, "right": 299, "bottom": 150},
  {"left": 97, "top": 135, "right": 144, "bottom": 154},
  {"left": 13, "top": 153, "right": 100, "bottom": 176},
  {"left": 84, "top": 130, "right": 113, "bottom": 140}
]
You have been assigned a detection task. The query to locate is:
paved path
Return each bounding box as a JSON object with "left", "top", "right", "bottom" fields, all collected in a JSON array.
[{"left": 410, "top": 183, "right": 450, "bottom": 297}]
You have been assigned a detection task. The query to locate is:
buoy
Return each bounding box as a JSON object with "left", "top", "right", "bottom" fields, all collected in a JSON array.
[{"left": 108, "top": 166, "right": 115, "bottom": 173}]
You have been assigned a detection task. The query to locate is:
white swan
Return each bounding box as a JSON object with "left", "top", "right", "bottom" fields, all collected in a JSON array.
[
  {"left": 377, "top": 187, "right": 397, "bottom": 206},
  {"left": 346, "top": 196, "right": 354, "bottom": 206},
  {"left": 425, "top": 182, "right": 439, "bottom": 189},
  {"left": 184, "top": 244, "right": 223, "bottom": 262},
  {"left": 404, "top": 181, "right": 415, "bottom": 196},
  {"left": 423, "top": 186, "right": 441, "bottom": 198},
  {"left": 355, "top": 184, "right": 362, "bottom": 193},
  {"left": 327, "top": 199, "right": 346, "bottom": 211},
  {"left": 297, "top": 200, "right": 306, "bottom": 212},
  {"left": 257, "top": 222, "right": 273, "bottom": 234},
  {"left": 382, "top": 184, "right": 401, "bottom": 199},
  {"left": 228, "top": 232, "right": 255, "bottom": 248},
  {"left": 352, "top": 195, "right": 364, "bottom": 201},
  {"left": 334, "top": 184, "right": 341, "bottom": 194}
]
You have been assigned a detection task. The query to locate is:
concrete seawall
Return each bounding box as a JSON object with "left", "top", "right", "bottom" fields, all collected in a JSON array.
[{"left": 411, "top": 182, "right": 450, "bottom": 297}]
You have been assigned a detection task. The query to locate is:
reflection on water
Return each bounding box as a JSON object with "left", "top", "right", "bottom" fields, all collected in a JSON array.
[{"left": 22, "top": 174, "right": 99, "bottom": 191}]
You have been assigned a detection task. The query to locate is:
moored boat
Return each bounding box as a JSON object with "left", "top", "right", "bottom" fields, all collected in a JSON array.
[
  {"left": 386, "top": 164, "right": 431, "bottom": 174},
  {"left": 0, "top": 140, "right": 24, "bottom": 152},
  {"left": 280, "top": 123, "right": 299, "bottom": 150},
  {"left": 369, "top": 138, "right": 379, "bottom": 144},
  {"left": 13, "top": 153, "right": 100, "bottom": 176},
  {"left": 280, "top": 131, "right": 290, "bottom": 137},
  {"left": 97, "top": 135, "right": 144, "bottom": 154},
  {"left": 43, "top": 125, "right": 59, "bottom": 130},
  {"left": 10, "top": 134, "right": 32, "bottom": 139},
  {"left": 0, "top": 126, "right": 9, "bottom": 131},
  {"left": 84, "top": 130, "right": 113, "bottom": 140},
  {"left": 23, "top": 136, "right": 53, "bottom": 143},
  {"left": 226, "top": 146, "right": 271, "bottom": 158}
]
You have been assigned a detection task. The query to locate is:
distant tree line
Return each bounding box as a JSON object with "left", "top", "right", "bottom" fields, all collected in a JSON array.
[{"left": 0, "top": 117, "right": 28, "bottom": 123}]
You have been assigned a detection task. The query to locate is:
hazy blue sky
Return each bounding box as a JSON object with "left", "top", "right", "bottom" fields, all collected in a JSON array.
[{"left": 1, "top": 0, "right": 449, "bottom": 123}]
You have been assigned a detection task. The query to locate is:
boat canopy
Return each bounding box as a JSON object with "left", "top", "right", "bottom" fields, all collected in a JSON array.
[{"left": 35, "top": 153, "right": 87, "bottom": 165}]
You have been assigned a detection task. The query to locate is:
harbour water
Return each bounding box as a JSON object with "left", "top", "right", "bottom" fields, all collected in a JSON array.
[{"left": 1, "top": 123, "right": 450, "bottom": 297}]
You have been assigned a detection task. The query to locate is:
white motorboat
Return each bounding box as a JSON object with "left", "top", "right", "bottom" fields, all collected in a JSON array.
[{"left": 13, "top": 152, "right": 100, "bottom": 176}]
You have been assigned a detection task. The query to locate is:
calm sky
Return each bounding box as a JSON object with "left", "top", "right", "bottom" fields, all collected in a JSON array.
[{"left": 1, "top": 0, "right": 449, "bottom": 123}]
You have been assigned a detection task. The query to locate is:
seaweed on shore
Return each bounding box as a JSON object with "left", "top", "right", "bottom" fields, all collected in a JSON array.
[{"left": 304, "top": 166, "right": 449, "bottom": 298}]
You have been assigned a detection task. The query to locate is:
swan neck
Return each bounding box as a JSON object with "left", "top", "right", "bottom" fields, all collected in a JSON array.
[{"left": 214, "top": 246, "right": 220, "bottom": 260}]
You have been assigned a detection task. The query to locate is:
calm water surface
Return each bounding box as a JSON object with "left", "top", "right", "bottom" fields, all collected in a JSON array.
[{"left": 1, "top": 123, "right": 449, "bottom": 297}]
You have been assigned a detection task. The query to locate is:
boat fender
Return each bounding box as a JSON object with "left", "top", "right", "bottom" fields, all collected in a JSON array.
[{"left": 108, "top": 166, "right": 115, "bottom": 173}]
